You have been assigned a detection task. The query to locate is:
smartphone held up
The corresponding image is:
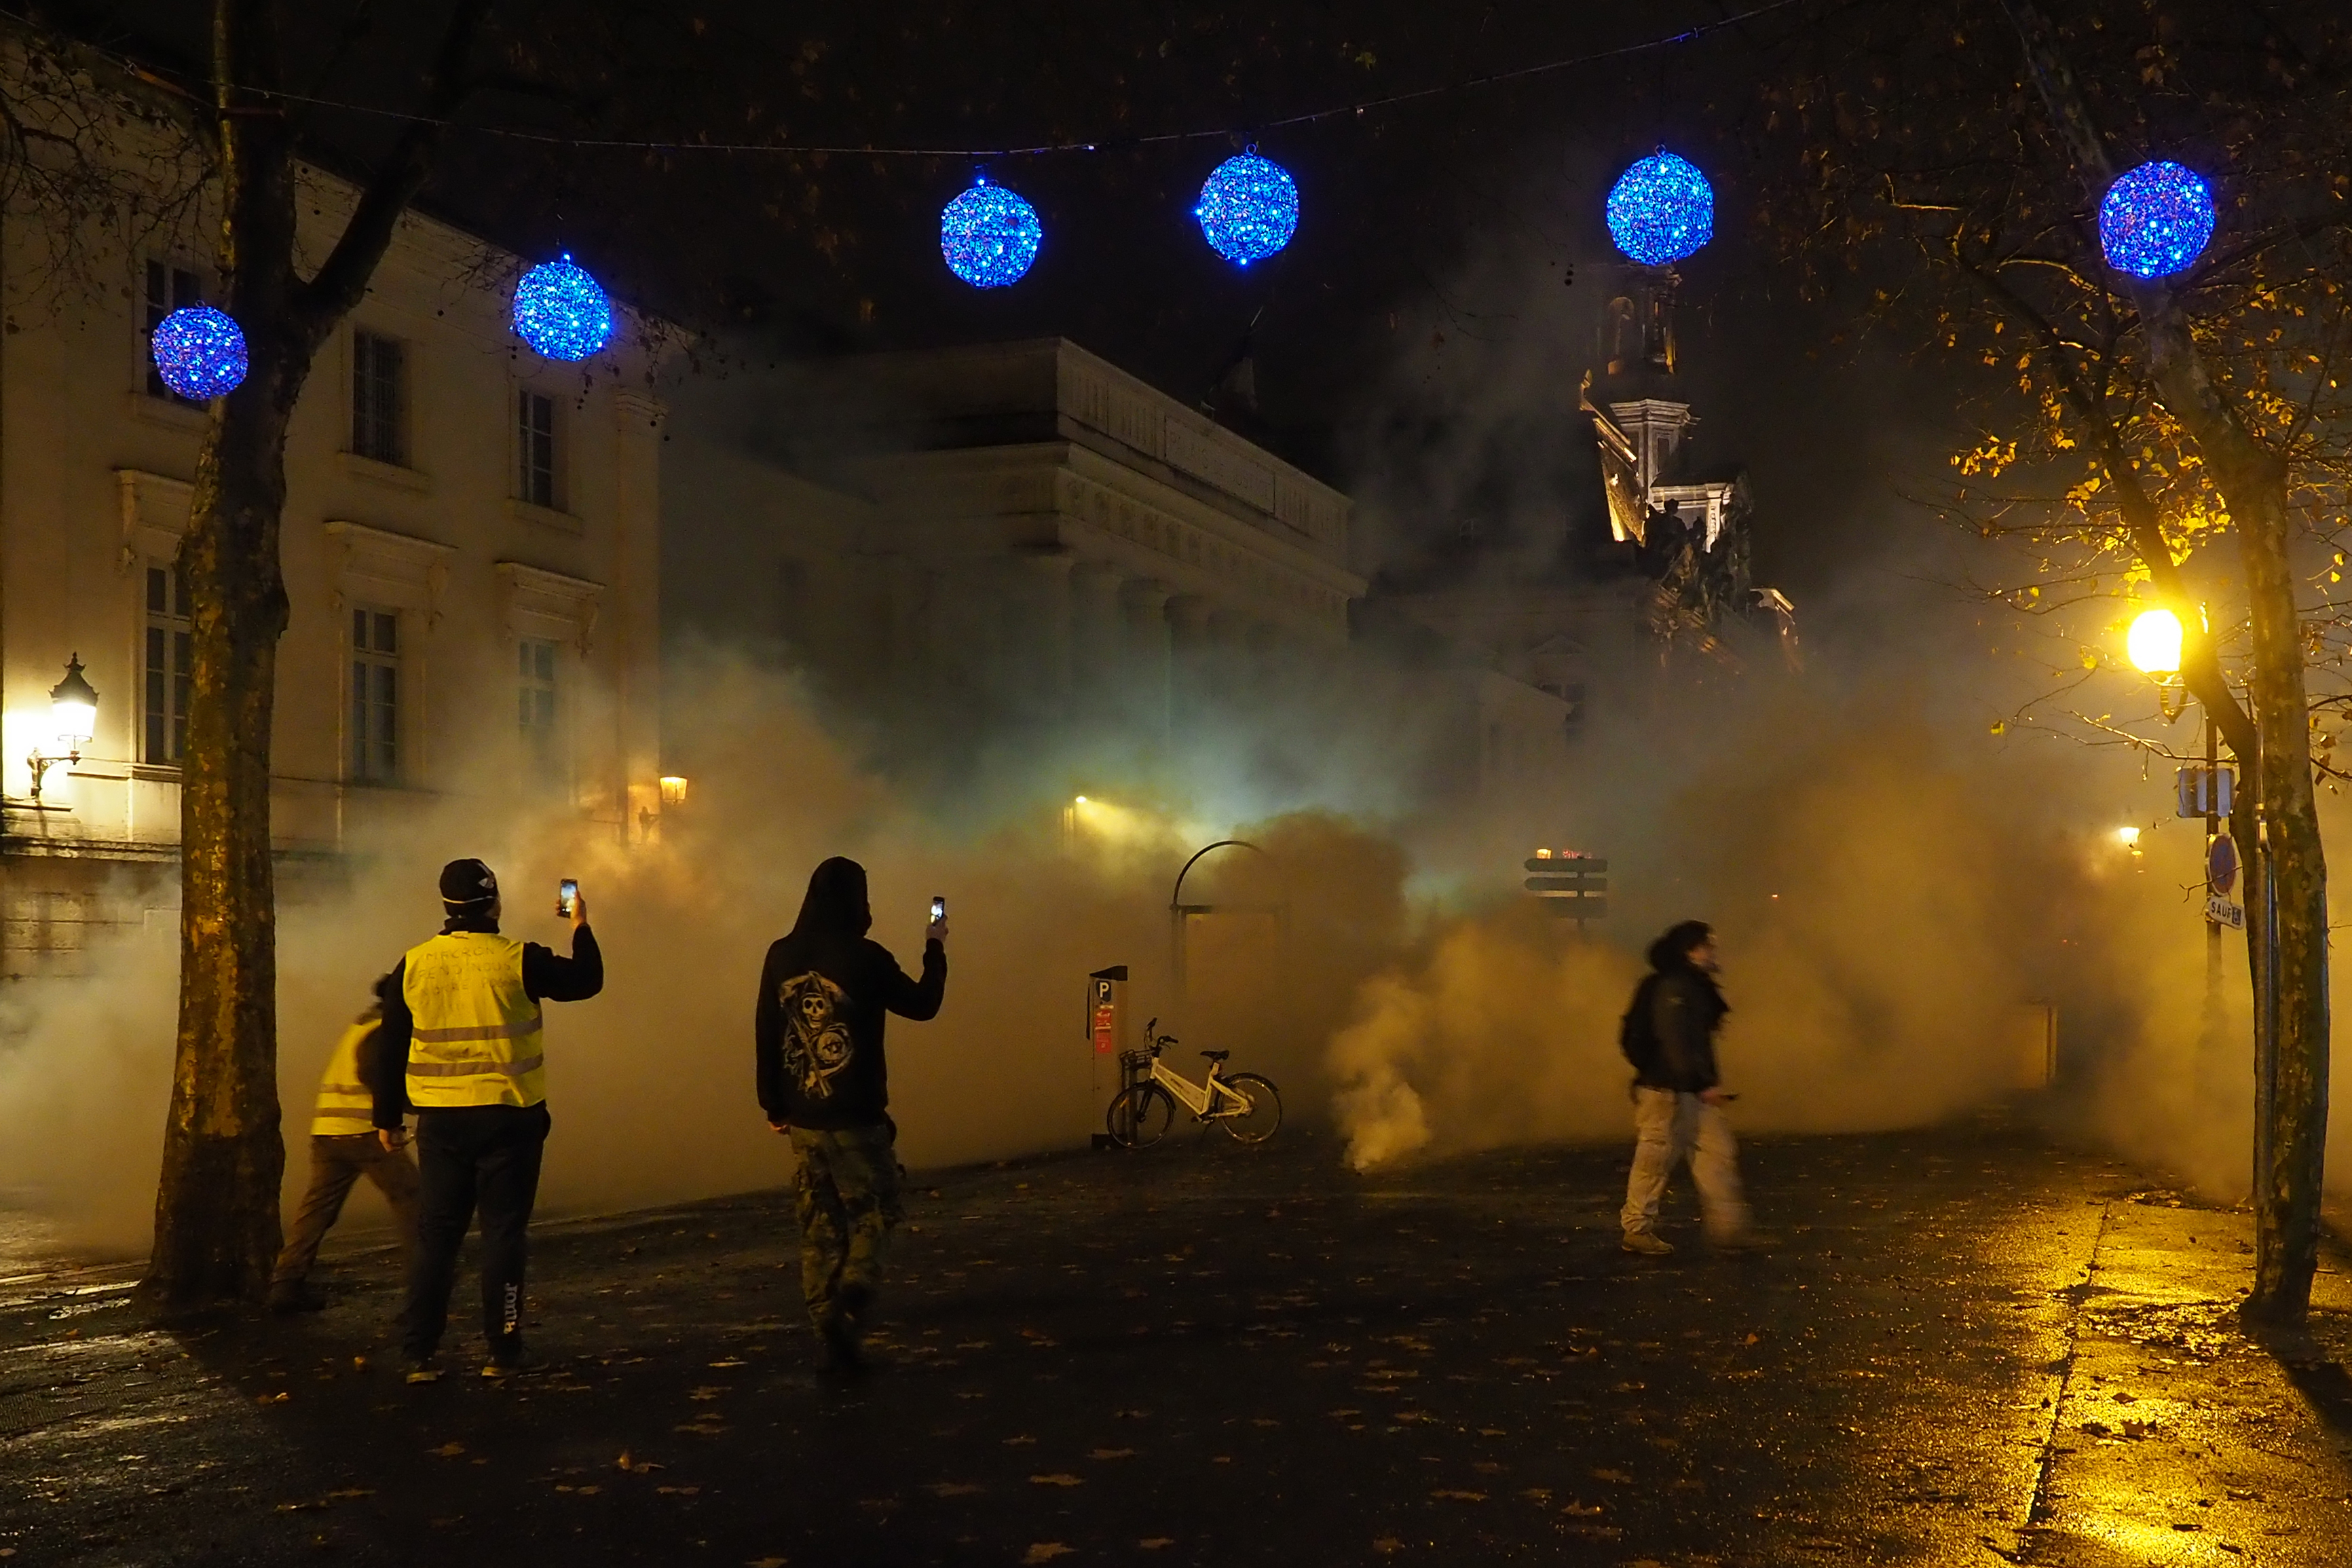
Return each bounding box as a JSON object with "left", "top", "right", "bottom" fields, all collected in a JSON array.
[{"left": 557, "top": 878, "right": 579, "bottom": 918}]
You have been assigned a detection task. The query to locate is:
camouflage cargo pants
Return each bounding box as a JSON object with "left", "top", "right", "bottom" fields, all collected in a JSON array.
[{"left": 790, "top": 1123, "right": 903, "bottom": 1337}]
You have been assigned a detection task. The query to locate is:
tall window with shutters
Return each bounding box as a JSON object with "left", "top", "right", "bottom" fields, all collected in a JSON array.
[
  {"left": 350, "top": 332, "right": 408, "bottom": 466},
  {"left": 143, "top": 563, "right": 193, "bottom": 763},
  {"left": 517, "top": 389, "right": 558, "bottom": 508},
  {"left": 143, "top": 261, "right": 203, "bottom": 402},
  {"left": 518, "top": 637, "right": 559, "bottom": 774},
  {"left": 349, "top": 608, "right": 400, "bottom": 783}
]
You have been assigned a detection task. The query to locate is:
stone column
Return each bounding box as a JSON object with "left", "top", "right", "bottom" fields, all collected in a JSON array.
[
  {"left": 1120, "top": 579, "right": 1173, "bottom": 744},
  {"left": 1165, "top": 594, "right": 1214, "bottom": 739},
  {"left": 1009, "top": 548, "right": 1075, "bottom": 720},
  {"left": 1069, "top": 559, "right": 1125, "bottom": 722}
]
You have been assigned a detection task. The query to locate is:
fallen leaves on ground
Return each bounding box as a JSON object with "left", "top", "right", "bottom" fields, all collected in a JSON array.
[
  {"left": 617, "top": 1451, "right": 664, "bottom": 1474},
  {"left": 1030, "top": 1474, "right": 1085, "bottom": 1487},
  {"left": 746, "top": 1558, "right": 785, "bottom": 1567},
  {"left": 428, "top": 1443, "right": 466, "bottom": 1458},
  {"left": 1089, "top": 1448, "right": 1136, "bottom": 1459},
  {"left": 1431, "top": 1489, "right": 1487, "bottom": 1503},
  {"left": 1372, "top": 1539, "right": 1404, "bottom": 1555},
  {"left": 1590, "top": 1468, "right": 1632, "bottom": 1485},
  {"left": 1022, "top": 1546, "right": 1074, "bottom": 1564},
  {"left": 928, "top": 1482, "right": 984, "bottom": 1497},
  {"left": 1139, "top": 1540, "right": 1174, "bottom": 1551},
  {"left": 1003, "top": 1434, "right": 1037, "bottom": 1446}
]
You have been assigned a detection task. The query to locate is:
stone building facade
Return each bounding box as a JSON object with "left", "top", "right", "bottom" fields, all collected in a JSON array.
[
  {"left": 0, "top": 170, "right": 667, "bottom": 975},
  {"left": 666, "top": 339, "right": 1364, "bottom": 781}
]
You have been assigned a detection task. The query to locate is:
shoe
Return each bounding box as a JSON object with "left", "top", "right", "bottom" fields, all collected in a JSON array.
[
  {"left": 267, "top": 1282, "right": 327, "bottom": 1315},
  {"left": 1620, "top": 1231, "right": 1675, "bottom": 1256},
  {"left": 815, "top": 1318, "right": 866, "bottom": 1376},
  {"left": 401, "top": 1358, "right": 444, "bottom": 1384},
  {"left": 481, "top": 1347, "right": 547, "bottom": 1379}
]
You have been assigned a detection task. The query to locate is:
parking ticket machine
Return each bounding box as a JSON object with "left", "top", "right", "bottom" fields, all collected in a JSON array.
[{"left": 1088, "top": 965, "right": 1127, "bottom": 1148}]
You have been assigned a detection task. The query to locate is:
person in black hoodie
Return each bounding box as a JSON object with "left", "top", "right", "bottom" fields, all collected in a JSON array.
[
  {"left": 755, "top": 857, "right": 947, "bottom": 1370},
  {"left": 1618, "top": 919, "right": 1756, "bottom": 1255}
]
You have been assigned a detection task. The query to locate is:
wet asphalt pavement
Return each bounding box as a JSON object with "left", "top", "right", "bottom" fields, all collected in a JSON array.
[{"left": 4, "top": 1110, "right": 2349, "bottom": 1567}]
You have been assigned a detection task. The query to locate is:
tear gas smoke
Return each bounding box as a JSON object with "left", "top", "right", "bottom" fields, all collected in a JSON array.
[{"left": 0, "top": 637, "right": 2339, "bottom": 1263}]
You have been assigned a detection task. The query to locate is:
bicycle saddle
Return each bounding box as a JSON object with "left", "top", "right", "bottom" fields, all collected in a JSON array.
[{"left": 1199, "top": 1049, "right": 1230, "bottom": 1062}]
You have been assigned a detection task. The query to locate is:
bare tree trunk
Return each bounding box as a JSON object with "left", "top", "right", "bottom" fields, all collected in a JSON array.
[
  {"left": 142, "top": 0, "right": 489, "bottom": 1308},
  {"left": 145, "top": 0, "right": 303, "bottom": 1308},
  {"left": 2210, "top": 466, "right": 2328, "bottom": 1320},
  {"left": 2000, "top": 0, "right": 2329, "bottom": 1323}
]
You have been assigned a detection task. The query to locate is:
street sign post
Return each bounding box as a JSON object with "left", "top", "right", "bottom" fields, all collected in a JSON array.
[
  {"left": 2205, "top": 833, "right": 2243, "bottom": 929},
  {"left": 2176, "top": 765, "right": 2235, "bottom": 819},
  {"left": 1524, "top": 855, "right": 1608, "bottom": 930}
]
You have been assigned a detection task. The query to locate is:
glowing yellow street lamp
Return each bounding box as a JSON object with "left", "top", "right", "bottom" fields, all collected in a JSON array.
[
  {"left": 2126, "top": 608, "right": 2183, "bottom": 675},
  {"left": 28, "top": 654, "right": 97, "bottom": 805}
]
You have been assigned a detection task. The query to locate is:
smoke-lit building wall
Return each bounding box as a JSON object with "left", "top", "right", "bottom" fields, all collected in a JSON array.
[
  {"left": 663, "top": 338, "right": 1368, "bottom": 779},
  {"left": 0, "top": 150, "right": 670, "bottom": 977}
]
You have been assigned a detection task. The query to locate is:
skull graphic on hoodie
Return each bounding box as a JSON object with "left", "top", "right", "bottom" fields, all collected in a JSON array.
[{"left": 777, "top": 971, "right": 855, "bottom": 1100}]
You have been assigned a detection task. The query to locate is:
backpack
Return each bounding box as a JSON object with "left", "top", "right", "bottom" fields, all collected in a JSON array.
[{"left": 1618, "top": 973, "right": 1663, "bottom": 1075}]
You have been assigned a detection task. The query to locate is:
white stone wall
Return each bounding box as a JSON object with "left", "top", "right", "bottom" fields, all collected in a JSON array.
[{"left": 0, "top": 143, "right": 667, "bottom": 944}]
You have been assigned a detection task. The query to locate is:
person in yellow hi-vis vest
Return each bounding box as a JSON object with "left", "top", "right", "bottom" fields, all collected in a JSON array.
[
  {"left": 266, "top": 973, "right": 421, "bottom": 1314},
  {"left": 371, "top": 858, "right": 601, "bottom": 1383}
]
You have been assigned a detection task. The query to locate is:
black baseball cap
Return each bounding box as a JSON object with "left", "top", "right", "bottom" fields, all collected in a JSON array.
[{"left": 438, "top": 858, "right": 499, "bottom": 908}]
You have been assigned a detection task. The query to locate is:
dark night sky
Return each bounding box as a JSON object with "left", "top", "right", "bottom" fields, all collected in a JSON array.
[{"left": 48, "top": 1, "right": 1968, "bottom": 603}]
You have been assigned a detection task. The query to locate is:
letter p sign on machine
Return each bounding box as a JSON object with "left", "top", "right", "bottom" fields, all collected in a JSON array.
[{"left": 1088, "top": 965, "right": 1127, "bottom": 1147}]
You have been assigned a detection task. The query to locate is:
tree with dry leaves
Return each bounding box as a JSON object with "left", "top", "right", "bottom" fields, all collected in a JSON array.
[{"left": 1749, "top": 0, "right": 2351, "bottom": 1320}]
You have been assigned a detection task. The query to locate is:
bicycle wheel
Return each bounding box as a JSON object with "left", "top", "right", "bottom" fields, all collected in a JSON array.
[
  {"left": 1215, "top": 1072, "right": 1282, "bottom": 1143},
  {"left": 1106, "top": 1083, "right": 1175, "bottom": 1149}
]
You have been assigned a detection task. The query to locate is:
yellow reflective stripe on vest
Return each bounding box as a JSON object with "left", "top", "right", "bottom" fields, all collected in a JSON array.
[
  {"left": 311, "top": 1019, "right": 380, "bottom": 1136},
  {"left": 403, "top": 931, "right": 548, "bottom": 1109},
  {"left": 412, "top": 1015, "right": 544, "bottom": 1044},
  {"left": 408, "top": 1052, "right": 544, "bottom": 1078}
]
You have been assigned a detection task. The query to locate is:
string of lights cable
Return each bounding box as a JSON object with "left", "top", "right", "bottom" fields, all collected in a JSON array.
[{"left": 22, "top": 0, "right": 1811, "bottom": 162}]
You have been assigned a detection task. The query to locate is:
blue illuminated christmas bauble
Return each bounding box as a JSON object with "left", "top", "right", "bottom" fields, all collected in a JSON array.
[
  {"left": 149, "top": 305, "right": 248, "bottom": 399},
  {"left": 941, "top": 176, "right": 1043, "bottom": 288},
  {"left": 512, "top": 255, "right": 614, "bottom": 361},
  {"left": 1605, "top": 151, "right": 1714, "bottom": 267},
  {"left": 2099, "top": 161, "right": 2214, "bottom": 280},
  {"left": 1193, "top": 151, "right": 1299, "bottom": 266}
]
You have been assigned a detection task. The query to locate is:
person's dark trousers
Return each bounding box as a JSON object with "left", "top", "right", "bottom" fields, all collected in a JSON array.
[
  {"left": 401, "top": 1102, "right": 551, "bottom": 1364},
  {"left": 272, "top": 1135, "right": 422, "bottom": 1286}
]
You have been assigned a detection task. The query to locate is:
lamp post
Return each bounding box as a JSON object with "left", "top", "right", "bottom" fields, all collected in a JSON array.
[
  {"left": 2126, "top": 606, "right": 2237, "bottom": 1123},
  {"left": 26, "top": 654, "right": 98, "bottom": 805}
]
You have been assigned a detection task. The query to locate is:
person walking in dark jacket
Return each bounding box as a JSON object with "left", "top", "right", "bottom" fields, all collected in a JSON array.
[
  {"left": 1620, "top": 919, "right": 1755, "bottom": 1254},
  {"left": 755, "top": 857, "right": 947, "bottom": 1371}
]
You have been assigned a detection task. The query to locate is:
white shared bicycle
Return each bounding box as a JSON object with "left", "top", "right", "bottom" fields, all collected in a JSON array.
[{"left": 1104, "top": 1018, "right": 1283, "bottom": 1148}]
